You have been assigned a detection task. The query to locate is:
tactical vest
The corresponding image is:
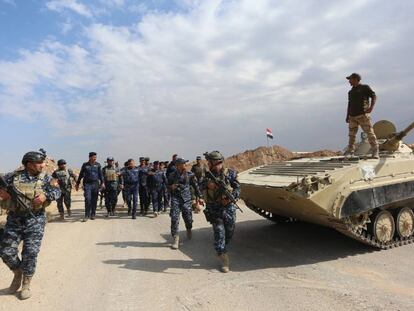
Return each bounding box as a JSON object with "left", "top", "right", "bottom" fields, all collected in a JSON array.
[
  {"left": 204, "top": 168, "right": 232, "bottom": 205},
  {"left": 104, "top": 167, "right": 118, "bottom": 182},
  {"left": 1, "top": 171, "right": 51, "bottom": 212},
  {"left": 55, "top": 169, "right": 71, "bottom": 188}
]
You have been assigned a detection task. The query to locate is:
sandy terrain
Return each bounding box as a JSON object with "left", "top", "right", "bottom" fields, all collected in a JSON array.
[{"left": 0, "top": 192, "right": 413, "bottom": 311}]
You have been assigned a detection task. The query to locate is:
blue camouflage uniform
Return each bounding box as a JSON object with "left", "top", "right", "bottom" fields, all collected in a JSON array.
[
  {"left": 0, "top": 170, "right": 60, "bottom": 276},
  {"left": 148, "top": 168, "right": 167, "bottom": 213},
  {"left": 201, "top": 168, "right": 240, "bottom": 255},
  {"left": 168, "top": 170, "right": 201, "bottom": 237},
  {"left": 76, "top": 161, "right": 103, "bottom": 219},
  {"left": 102, "top": 165, "right": 120, "bottom": 215},
  {"left": 121, "top": 166, "right": 140, "bottom": 217},
  {"left": 138, "top": 165, "right": 150, "bottom": 214}
]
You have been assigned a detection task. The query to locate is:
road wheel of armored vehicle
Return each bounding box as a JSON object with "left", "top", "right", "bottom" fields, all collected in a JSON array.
[
  {"left": 395, "top": 207, "right": 414, "bottom": 238},
  {"left": 372, "top": 210, "right": 395, "bottom": 243}
]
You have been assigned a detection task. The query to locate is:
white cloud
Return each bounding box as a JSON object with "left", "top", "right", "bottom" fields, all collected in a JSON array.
[
  {"left": 1, "top": 0, "right": 414, "bottom": 165},
  {"left": 46, "top": 0, "right": 93, "bottom": 18}
]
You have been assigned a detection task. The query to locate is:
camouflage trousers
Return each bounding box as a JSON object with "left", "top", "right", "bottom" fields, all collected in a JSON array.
[
  {"left": 170, "top": 197, "right": 193, "bottom": 237},
  {"left": 348, "top": 113, "right": 379, "bottom": 152},
  {"left": 0, "top": 213, "right": 46, "bottom": 276},
  {"left": 207, "top": 203, "right": 236, "bottom": 255},
  {"left": 57, "top": 190, "right": 71, "bottom": 213},
  {"left": 151, "top": 189, "right": 164, "bottom": 213}
]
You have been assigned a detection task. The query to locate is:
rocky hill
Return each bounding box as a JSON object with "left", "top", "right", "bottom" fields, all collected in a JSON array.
[{"left": 223, "top": 145, "right": 340, "bottom": 172}]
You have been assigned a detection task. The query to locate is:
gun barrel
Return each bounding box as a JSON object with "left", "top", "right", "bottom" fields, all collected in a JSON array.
[{"left": 398, "top": 121, "right": 414, "bottom": 139}]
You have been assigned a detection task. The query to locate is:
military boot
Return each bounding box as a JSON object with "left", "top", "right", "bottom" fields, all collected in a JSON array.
[
  {"left": 67, "top": 208, "right": 72, "bottom": 217},
  {"left": 20, "top": 276, "right": 32, "bottom": 300},
  {"left": 8, "top": 269, "right": 22, "bottom": 294},
  {"left": 59, "top": 212, "right": 64, "bottom": 221},
  {"left": 171, "top": 235, "right": 179, "bottom": 250},
  {"left": 186, "top": 228, "right": 192, "bottom": 240},
  {"left": 372, "top": 149, "right": 380, "bottom": 159},
  {"left": 219, "top": 253, "right": 230, "bottom": 273}
]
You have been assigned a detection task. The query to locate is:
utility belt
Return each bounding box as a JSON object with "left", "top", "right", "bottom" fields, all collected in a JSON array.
[
  {"left": 9, "top": 209, "right": 45, "bottom": 218},
  {"left": 84, "top": 180, "right": 100, "bottom": 185}
]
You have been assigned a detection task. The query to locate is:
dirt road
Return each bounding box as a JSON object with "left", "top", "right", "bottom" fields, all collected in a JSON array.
[{"left": 1, "top": 193, "right": 413, "bottom": 311}]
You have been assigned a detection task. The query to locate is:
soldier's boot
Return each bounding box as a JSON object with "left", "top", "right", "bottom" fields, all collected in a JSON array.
[
  {"left": 20, "top": 276, "right": 32, "bottom": 300},
  {"left": 171, "top": 235, "right": 179, "bottom": 250},
  {"left": 59, "top": 212, "right": 64, "bottom": 221},
  {"left": 372, "top": 149, "right": 380, "bottom": 159},
  {"left": 67, "top": 208, "right": 72, "bottom": 217},
  {"left": 186, "top": 228, "right": 192, "bottom": 240},
  {"left": 8, "top": 269, "right": 22, "bottom": 294},
  {"left": 219, "top": 253, "right": 230, "bottom": 273}
]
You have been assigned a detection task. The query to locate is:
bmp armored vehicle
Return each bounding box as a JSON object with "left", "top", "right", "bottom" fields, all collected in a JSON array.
[{"left": 238, "top": 120, "right": 414, "bottom": 249}]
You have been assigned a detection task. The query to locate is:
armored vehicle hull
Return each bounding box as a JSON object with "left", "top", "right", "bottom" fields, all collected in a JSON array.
[{"left": 239, "top": 121, "right": 414, "bottom": 249}]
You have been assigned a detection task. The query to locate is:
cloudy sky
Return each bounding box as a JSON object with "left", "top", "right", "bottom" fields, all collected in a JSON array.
[{"left": 0, "top": 0, "right": 413, "bottom": 170}]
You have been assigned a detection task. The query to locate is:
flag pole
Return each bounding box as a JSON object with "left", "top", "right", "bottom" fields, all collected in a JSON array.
[{"left": 266, "top": 135, "right": 269, "bottom": 148}]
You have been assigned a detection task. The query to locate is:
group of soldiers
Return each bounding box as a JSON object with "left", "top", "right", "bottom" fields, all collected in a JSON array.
[
  {"left": 0, "top": 72, "right": 380, "bottom": 300},
  {"left": 0, "top": 149, "right": 240, "bottom": 300}
]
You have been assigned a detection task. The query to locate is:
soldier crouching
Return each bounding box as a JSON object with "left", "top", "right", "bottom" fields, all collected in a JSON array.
[
  {"left": 202, "top": 151, "right": 240, "bottom": 273},
  {"left": 0, "top": 151, "right": 61, "bottom": 300}
]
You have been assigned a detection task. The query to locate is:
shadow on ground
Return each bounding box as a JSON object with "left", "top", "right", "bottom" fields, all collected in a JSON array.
[{"left": 98, "top": 219, "right": 376, "bottom": 273}]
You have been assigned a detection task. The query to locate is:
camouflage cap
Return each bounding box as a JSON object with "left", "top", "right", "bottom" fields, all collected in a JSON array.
[
  {"left": 57, "top": 159, "right": 67, "bottom": 166},
  {"left": 204, "top": 151, "right": 224, "bottom": 161}
]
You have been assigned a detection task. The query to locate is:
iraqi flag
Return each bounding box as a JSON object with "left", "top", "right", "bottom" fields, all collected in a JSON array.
[{"left": 266, "top": 128, "right": 273, "bottom": 139}]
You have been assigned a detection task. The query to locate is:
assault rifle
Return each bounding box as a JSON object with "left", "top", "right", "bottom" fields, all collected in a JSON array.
[
  {"left": 0, "top": 174, "right": 38, "bottom": 221},
  {"left": 205, "top": 170, "right": 243, "bottom": 213}
]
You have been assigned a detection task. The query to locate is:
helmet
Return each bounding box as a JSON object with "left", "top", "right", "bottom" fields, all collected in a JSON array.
[
  {"left": 22, "top": 151, "right": 46, "bottom": 166},
  {"left": 57, "top": 159, "right": 67, "bottom": 166},
  {"left": 204, "top": 151, "right": 224, "bottom": 162}
]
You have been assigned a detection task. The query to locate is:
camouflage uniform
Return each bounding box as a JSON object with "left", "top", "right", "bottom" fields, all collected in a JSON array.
[
  {"left": 168, "top": 170, "right": 201, "bottom": 237},
  {"left": 347, "top": 83, "right": 379, "bottom": 153},
  {"left": 148, "top": 167, "right": 167, "bottom": 213},
  {"left": 138, "top": 165, "right": 150, "bottom": 214},
  {"left": 52, "top": 168, "right": 76, "bottom": 215},
  {"left": 202, "top": 168, "right": 240, "bottom": 255},
  {"left": 120, "top": 166, "right": 140, "bottom": 217},
  {"left": 0, "top": 170, "right": 60, "bottom": 276},
  {"left": 102, "top": 165, "right": 120, "bottom": 216}
]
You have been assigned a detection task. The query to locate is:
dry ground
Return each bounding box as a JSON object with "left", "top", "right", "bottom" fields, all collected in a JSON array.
[{"left": 0, "top": 193, "right": 413, "bottom": 311}]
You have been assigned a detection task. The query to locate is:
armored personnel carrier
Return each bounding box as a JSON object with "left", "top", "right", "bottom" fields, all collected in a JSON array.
[{"left": 238, "top": 120, "right": 414, "bottom": 249}]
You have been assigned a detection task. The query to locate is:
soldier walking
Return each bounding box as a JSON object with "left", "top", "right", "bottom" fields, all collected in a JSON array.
[
  {"left": 0, "top": 151, "right": 60, "bottom": 299},
  {"left": 168, "top": 158, "right": 203, "bottom": 250},
  {"left": 138, "top": 157, "right": 150, "bottom": 215},
  {"left": 345, "top": 73, "right": 379, "bottom": 158},
  {"left": 102, "top": 157, "right": 120, "bottom": 217},
  {"left": 148, "top": 161, "right": 167, "bottom": 217},
  {"left": 120, "top": 159, "right": 140, "bottom": 219},
  {"left": 201, "top": 151, "right": 240, "bottom": 273},
  {"left": 52, "top": 159, "right": 77, "bottom": 220},
  {"left": 75, "top": 152, "right": 104, "bottom": 221}
]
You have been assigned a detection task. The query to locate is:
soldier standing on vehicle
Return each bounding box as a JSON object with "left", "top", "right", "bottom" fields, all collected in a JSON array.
[
  {"left": 345, "top": 73, "right": 379, "bottom": 158},
  {"left": 168, "top": 158, "right": 203, "bottom": 250},
  {"left": 75, "top": 152, "right": 104, "bottom": 221},
  {"left": 102, "top": 157, "right": 120, "bottom": 217},
  {"left": 52, "top": 159, "right": 77, "bottom": 220},
  {"left": 0, "top": 151, "right": 60, "bottom": 300},
  {"left": 201, "top": 151, "right": 240, "bottom": 273}
]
